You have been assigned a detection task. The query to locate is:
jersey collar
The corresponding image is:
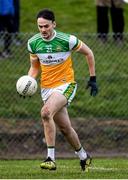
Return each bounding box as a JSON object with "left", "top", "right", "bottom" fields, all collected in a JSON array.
[{"left": 41, "top": 30, "right": 56, "bottom": 42}]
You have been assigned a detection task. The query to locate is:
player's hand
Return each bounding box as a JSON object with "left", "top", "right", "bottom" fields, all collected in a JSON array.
[{"left": 86, "top": 76, "right": 98, "bottom": 96}]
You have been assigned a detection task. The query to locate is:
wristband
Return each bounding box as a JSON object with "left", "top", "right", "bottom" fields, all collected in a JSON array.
[{"left": 90, "top": 76, "right": 96, "bottom": 82}]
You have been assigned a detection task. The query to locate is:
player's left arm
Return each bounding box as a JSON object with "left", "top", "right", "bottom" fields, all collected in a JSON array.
[
  {"left": 70, "top": 35, "right": 95, "bottom": 77},
  {"left": 77, "top": 41, "right": 98, "bottom": 96},
  {"left": 77, "top": 41, "right": 95, "bottom": 77},
  {"left": 28, "top": 54, "right": 40, "bottom": 79},
  {"left": 70, "top": 35, "right": 98, "bottom": 96}
]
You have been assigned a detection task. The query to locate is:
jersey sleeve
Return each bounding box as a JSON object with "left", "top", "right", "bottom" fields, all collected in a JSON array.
[
  {"left": 69, "top": 35, "right": 82, "bottom": 51},
  {"left": 27, "top": 41, "right": 34, "bottom": 54},
  {"left": 27, "top": 40, "right": 39, "bottom": 61}
]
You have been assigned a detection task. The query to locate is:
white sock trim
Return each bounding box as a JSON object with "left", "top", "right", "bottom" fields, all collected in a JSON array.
[
  {"left": 75, "top": 147, "right": 87, "bottom": 160},
  {"left": 47, "top": 147, "right": 55, "bottom": 161}
]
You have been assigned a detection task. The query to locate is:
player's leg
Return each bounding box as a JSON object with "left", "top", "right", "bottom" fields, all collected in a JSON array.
[
  {"left": 40, "top": 92, "right": 67, "bottom": 170},
  {"left": 41, "top": 91, "right": 67, "bottom": 148},
  {"left": 54, "top": 107, "right": 81, "bottom": 150},
  {"left": 54, "top": 107, "right": 92, "bottom": 171}
]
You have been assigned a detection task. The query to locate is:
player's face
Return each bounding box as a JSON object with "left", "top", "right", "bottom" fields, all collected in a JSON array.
[{"left": 37, "top": 18, "right": 56, "bottom": 40}]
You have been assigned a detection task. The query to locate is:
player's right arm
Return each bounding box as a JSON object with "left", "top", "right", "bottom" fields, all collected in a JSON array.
[{"left": 28, "top": 53, "right": 40, "bottom": 79}]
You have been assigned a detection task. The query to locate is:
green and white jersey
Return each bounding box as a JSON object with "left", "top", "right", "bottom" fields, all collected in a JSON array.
[{"left": 27, "top": 30, "right": 82, "bottom": 88}]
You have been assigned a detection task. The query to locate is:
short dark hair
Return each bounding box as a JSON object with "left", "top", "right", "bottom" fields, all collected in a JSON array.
[{"left": 36, "top": 9, "right": 55, "bottom": 22}]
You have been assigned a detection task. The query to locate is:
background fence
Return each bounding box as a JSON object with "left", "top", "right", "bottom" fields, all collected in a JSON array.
[{"left": 0, "top": 32, "right": 128, "bottom": 159}]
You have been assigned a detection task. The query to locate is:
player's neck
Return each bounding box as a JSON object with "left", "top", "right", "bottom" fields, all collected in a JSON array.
[{"left": 42, "top": 30, "right": 56, "bottom": 41}]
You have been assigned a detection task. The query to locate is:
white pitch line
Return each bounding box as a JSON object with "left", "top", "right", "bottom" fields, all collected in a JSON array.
[
  {"left": 90, "top": 167, "right": 119, "bottom": 171},
  {"left": 59, "top": 165, "right": 128, "bottom": 171}
]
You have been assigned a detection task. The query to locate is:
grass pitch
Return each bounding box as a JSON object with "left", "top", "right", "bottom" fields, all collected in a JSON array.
[{"left": 0, "top": 158, "right": 128, "bottom": 179}]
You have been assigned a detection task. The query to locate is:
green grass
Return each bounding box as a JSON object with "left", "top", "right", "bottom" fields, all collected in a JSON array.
[
  {"left": 20, "top": 0, "right": 128, "bottom": 33},
  {"left": 20, "top": 0, "right": 97, "bottom": 33},
  {"left": 0, "top": 158, "right": 128, "bottom": 179}
]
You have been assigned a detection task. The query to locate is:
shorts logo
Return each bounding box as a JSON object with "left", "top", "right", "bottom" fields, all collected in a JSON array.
[{"left": 64, "top": 83, "right": 76, "bottom": 99}]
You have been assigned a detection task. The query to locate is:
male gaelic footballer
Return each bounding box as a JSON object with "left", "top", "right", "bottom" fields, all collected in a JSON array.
[{"left": 27, "top": 9, "right": 98, "bottom": 171}]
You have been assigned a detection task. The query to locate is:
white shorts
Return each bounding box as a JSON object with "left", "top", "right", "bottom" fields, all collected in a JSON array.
[{"left": 41, "top": 82, "right": 77, "bottom": 105}]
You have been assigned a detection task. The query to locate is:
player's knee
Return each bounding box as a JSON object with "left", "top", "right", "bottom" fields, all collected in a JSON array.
[{"left": 41, "top": 106, "right": 51, "bottom": 120}]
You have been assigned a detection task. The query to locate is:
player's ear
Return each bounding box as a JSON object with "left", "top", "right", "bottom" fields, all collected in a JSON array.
[{"left": 53, "top": 21, "right": 56, "bottom": 28}]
